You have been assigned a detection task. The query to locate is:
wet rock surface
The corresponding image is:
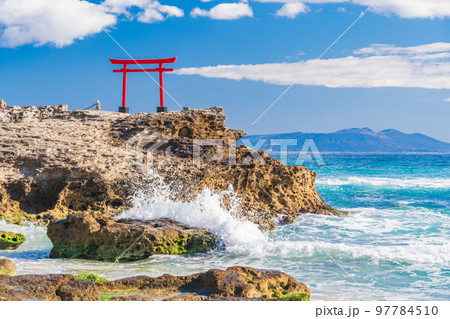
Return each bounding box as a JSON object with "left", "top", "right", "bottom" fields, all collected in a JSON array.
[
  {"left": 0, "top": 105, "right": 338, "bottom": 229},
  {"left": 47, "top": 213, "right": 218, "bottom": 261},
  {"left": 0, "top": 266, "right": 310, "bottom": 301}
]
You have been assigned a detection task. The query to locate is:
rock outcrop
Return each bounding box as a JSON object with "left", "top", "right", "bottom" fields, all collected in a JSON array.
[
  {"left": 0, "top": 266, "right": 310, "bottom": 301},
  {"left": 0, "top": 259, "right": 16, "bottom": 276},
  {"left": 0, "top": 104, "right": 337, "bottom": 229},
  {"left": 0, "top": 231, "right": 25, "bottom": 250},
  {"left": 47, "top": 213, "right": 218, "bottom": 261}
]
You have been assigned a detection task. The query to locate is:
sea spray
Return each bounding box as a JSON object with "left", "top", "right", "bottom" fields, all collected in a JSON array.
[{"left": 120, "top": 171, "right": 271, "bottom": 255}]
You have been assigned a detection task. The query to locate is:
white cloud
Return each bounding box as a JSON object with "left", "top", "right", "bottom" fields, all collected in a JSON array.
[
  {"left": 358, "top": 0, "right": 450, "bottom": 19},
  {"left": 275, "top": 2, "right": 309, "bottom": 18},
  {"left": 191, "top": 2, "right": 254, "bottom": 20},
  {"left": 0, "top": 0, "right": 184, "bottom": 48},
  {"left": 254, "top": 0, "right": 450, "bottom": 19},
  {"left": 137, "top": 3, "right": 184, "bottom": 22},
  {"left": 443, "top": 98, "right": 450, "bottom": 102},
  {"left": 355, "top": 42, "right": 450, "bottom": 56},
  {"left": 1, "top": 0, "right": 448, "bottom": 48},
  {"left": 102, "top": 0, "right": 184, "bottom": 23},
  {"left": 175, "top": 42, "right": 450, "bottom": 89},
  {"left": 0, "top": 0, "right": 116, "bottom": 48}
]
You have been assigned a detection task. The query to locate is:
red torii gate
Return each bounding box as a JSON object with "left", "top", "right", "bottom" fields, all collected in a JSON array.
[{"left": 110, "top": 57, "right": 177, "bottom": 113}]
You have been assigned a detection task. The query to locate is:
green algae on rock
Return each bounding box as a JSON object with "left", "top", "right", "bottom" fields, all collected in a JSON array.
[
  {"left": 47, "top": 213, "right": 218, "bottom": 262},
  {"left": 276, "top": 294, "right": 311, "bottom": 301},
  {"left": 0, "top": 259, "right": 16, "bottom": 276},
  {"left": 75, "top": 274, "right": 108, "bottom": 282},
  {"left": 0, "top": 231, "right": 25, "bottom": 250}
]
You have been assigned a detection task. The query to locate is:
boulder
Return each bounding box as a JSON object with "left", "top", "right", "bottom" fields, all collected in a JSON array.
[
  {"left": 0, "top": 266, "right": 310, "bottom": 301},
  {"left": 47, "top": 213, "right": 218, "bottom": 262},
  {"left": 0, "top": 259, "right": 16, "bottom": 276},
  {"left": 181, "top": 266, "right": 311, "bottom": 301},
  {"left": 0, "top": 231, "right": 25, "bottom": 250},
  {"left": 0, "top": 99, "right": 6, "bottom": 109}
]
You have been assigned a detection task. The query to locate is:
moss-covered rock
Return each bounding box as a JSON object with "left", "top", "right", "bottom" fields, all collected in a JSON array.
[
  {"left": 0, "top": 231, "right": 25, "bottom": 250},
  {"left": 0, "top": 259, "right": 17, "bottom": 276},
  {"left": 75, "top": 274, "right": 108, "bottom": 282},
  {"left": 47, "top": 213, "right": 218, "bottom": 262}
]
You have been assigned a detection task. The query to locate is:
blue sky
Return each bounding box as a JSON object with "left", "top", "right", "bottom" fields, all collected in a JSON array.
[{"left": 0, "top": 0, "right": 449, "bottom": 142}]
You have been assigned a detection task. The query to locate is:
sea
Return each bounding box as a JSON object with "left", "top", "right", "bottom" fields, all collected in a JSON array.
[{"left": 1, "top": 153, "right": 449, "bottom": 300}]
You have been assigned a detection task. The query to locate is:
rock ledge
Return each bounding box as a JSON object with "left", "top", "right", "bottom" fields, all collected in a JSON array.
[{"left": 0, "top": 266, "right": 310, "bottom": 301}]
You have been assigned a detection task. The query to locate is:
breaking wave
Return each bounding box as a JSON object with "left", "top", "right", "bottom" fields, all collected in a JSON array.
[
  {"left": 316, "top": 176, "right": 450, "bottom": 189},
  {"left": 120, "top": 172, "right": 269, "bottom": 255},
  {"left": 119, "top": 172, "right": 449, "bottom": 265}
]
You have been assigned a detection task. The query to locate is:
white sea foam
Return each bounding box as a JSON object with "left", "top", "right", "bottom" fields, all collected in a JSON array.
[{"left": 316, "top": 176, "right": 450, "bottom": 189}]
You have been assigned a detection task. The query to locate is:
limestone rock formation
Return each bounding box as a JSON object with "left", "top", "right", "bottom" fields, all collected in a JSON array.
[
  {"left": 0, "top": 104, "right": 338, "bottom": 229},
  {"left": 47, "top": 213, "right": 218, "bottom": 261},
  {"left": 0, "top": 104, "right": 68, "bottom": 123},
  {"left": 0, "top": 231, "right": 25, "bottom": 250},
  {"left": 0, "top": 259, "right": 16, "bottom": 276},
  {"left": 0, "top": 266, "right": 310, "bottom": 301},
  {"left": 0, "top": 99, "right": 6, "bottom": 109}
]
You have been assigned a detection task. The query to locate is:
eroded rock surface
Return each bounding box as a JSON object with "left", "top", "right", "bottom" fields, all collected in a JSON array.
[
  {"left": 47, "top": 213, "right": 218, "bottom": 261},
  {"left": 0, "top": 274, "right": 74, "bottom": 301},
  {"left": 0, "top": 266, "right": 310, "bottom": 301},
  {"left": 0, "top": 105, "right": 338, "bottom": 229}
]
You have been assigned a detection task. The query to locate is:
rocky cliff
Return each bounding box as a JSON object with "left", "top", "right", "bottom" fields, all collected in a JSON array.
[{"left": 0, "top": 103, "right": 338, "bottom": 229}]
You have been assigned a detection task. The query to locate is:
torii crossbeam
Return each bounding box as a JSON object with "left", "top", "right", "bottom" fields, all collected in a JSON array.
[{"left": 110, "top": 57, "right": 177, "bottom": 113}]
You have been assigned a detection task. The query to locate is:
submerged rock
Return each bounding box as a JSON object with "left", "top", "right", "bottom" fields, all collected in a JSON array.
[
  {"left": 0, "top": 231, "right": 25, "bottom": 250},
  {"left": 47, "top": 213, "right": 218, "bottom": 262},
  {"left": 0, "top": 259, "right": 16, "bottom": 276},
  {"left": 0, "top": 266, "right": 310, "bottom": 301}
]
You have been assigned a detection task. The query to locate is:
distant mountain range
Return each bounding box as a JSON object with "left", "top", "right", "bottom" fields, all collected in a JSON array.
[{"left": 237, "top": 128, "right": 450, "bottom": 153}]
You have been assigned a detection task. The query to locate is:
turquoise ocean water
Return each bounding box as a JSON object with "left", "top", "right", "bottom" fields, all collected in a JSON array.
[{"left": 1, "top": 154, "right": 449, "bottom": 300}]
